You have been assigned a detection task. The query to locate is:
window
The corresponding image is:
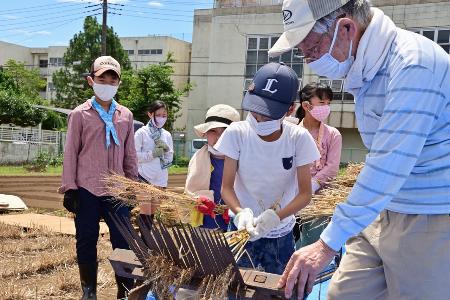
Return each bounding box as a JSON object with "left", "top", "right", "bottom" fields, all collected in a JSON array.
[
  {"left": 138, "top": 49, "right": 163, "bottom": 55},
  {"left": 244, "top": 36, "right": 303, "bottom": 95},
  {"left": 39, "top": 60, "right": 48, "bottom": 68},
  {"left": 319, "top": 78, "right": 354, "bottom": 102},
  {"left": 126, "top": 49, "right": 134, "bottom": 55},
  {"left": 49, "top": 57, "right": 64, "bottom": 66},
  {"left": 410, "top": 27, "right": 450, "bottom": 54},
  {"left": 47, "top": 82, "right": 55, "bottom": 92}
]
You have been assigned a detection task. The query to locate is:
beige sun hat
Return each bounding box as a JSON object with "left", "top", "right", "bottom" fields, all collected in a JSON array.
[
  {"left": 194, "top": 104, "right": 240, "bottom": 137},
  {"left": 268, "top": 0, "right": 350, "bottom": 57},
  {"left": 91, "top": 56, "right": 121, "bottom": 77}
]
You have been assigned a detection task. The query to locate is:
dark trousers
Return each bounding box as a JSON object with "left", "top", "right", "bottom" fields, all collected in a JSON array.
[{"left": 75, "top": 187, "right": 130, "bottom": 264}]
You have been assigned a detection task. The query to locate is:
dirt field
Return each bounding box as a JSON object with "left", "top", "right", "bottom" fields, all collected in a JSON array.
[
  {"left": 0, "top": 174, "right": 187, "bottom": 210},
  {"left": 0, "top": 221, "right": 118, "bottom": 300}
]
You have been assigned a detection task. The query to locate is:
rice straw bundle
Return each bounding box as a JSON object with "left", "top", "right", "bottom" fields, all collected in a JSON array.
[
  {"left": 224, "top": 230, "right": 250, "bottom": 262},
  {"left": 104, "top": 174, "right": 226, "bottom": 225},
  {"left": 299, "top": 163, "right": 364, "bottom": 219},
  {"left": 103, "top": 174, "right": 249, "bottom": 257}
]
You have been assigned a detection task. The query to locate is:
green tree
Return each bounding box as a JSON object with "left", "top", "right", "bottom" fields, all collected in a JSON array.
[
  {"left": 52, "top": 16, "right": 131, "bottom": 108},
  {"left": 120, "top": 53, "right": 192, "bottom": 132},
  {"left": 0, "top": 60, "right": 46, "bottom": 126}
]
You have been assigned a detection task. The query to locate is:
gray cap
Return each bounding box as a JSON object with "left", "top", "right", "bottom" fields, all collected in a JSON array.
[{"left": 269, "top": 0, "right": 350, "bottom": 57}]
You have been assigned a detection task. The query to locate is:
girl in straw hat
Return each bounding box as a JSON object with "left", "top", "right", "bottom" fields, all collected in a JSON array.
[{"left": 185, "top": 104, "right": 240, "bottom": 231}]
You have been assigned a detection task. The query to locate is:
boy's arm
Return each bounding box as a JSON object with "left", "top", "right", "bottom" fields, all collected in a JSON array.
[
  {"left": 221, "top": 156, "right": 243, "bottom": 214},
  {"left": 277, "top": 164, "right": 312, "bottom": 220},
  {"left": 58, "top": 111, "right": 82, "bottom": 193},
  {"left": 123, "top": 113, "right": 138, "bottom": 180}
]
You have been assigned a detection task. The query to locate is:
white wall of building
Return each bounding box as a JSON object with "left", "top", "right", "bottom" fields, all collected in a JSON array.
[{"left": 186, "top": 0, "right": 450, "bottom": 161}]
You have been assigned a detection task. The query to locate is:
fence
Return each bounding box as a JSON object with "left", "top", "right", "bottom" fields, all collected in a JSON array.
[
  {"left": 0, "top": 125, "right": 64, "bottom": 164},
  {"left": 341, "top": 148, "right": 368, "bottom": 163},
  {"left": 0, "top": 125, "right": 60, "bottom": 145}
]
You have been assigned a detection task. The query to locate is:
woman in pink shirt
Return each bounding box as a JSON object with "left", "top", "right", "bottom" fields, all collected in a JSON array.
[{"left": 294, "top": 83, "right": 342, "bottom": 247}]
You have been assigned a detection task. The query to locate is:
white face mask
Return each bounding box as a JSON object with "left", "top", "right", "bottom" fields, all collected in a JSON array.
[
  {"left": 207, "top": 145, "right": 223, "bottom": 157},
  {"left": 308, "top": 19, "right": 354, "bottom": 79},
  {"left": 93, "top": 82, "right": 118, "bottom": 101},
  {"left": 153, "top": 116, "right": 167, "bottom": 128},
  {"left": 246, "top": 113, "right": 282, "bottom": 136}
]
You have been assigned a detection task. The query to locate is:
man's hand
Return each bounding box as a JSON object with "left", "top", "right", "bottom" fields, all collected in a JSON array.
[
  {"left": 278, "top": 239, "right": 337, "bottom": 299},
  {"left": 63, "top": 189, "right": 79, "bottom": 213},
  {"left": 251, "top": 209, "right": 281, "bottom": 241}
]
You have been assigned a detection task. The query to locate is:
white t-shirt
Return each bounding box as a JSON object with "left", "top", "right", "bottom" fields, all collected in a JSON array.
[
  {"left": 134, "top": 125, "right": 174, "bottom": 187},
  {"left": 215, "top": 120, "right": 320, "bottom": 238}
]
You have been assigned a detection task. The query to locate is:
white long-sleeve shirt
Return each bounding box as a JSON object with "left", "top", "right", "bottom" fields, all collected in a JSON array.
[
  {"left": 321, "top": 8, "right": 450, "bottom": 251},
  {"left": 134, "top": 125, "right": 173, "bottom": 187}
]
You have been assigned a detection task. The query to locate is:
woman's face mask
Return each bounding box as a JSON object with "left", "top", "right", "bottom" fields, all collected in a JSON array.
[
  {"left": 307, "top": 19, "right": 354, "bottom": 79},
  {"left": 152, "top": 116, "right": 167, "bottom": 128},
  {"left": 247, "top": 113, "right": 282, "bottom": 136},
  {"left": 93, "top": 82, "right": 118, "bottom": 101},
  {"left": 309, "top": 105, "right": 331, "bottom": 122}
]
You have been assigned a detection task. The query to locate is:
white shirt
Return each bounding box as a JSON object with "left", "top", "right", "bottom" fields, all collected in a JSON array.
[
  {"left": 134, "top": 125, "right": 173, "bottom": 187},
  {"left": 216, "top": 120, "right": 320, "bottom": 238}
]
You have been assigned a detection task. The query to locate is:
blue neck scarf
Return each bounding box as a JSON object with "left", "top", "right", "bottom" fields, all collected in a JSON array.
[
  {"left": 91, "top": 97, "right": 120, "bottom": 148},
  {"left": 148, "top": 119, "right": 172, "bottom": 170}
]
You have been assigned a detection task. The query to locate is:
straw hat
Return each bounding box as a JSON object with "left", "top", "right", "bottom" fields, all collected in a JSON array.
[{"left": 194, "top": 104, "right": 240, "bottom": 137}]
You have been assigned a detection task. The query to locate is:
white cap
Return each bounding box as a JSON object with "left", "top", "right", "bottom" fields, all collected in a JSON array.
[
  {"left": 269, "top": 0, "right": 350, "bottom": 57},
  {"left": 194, "top": 104, "right": 240, "bottom": 137}
]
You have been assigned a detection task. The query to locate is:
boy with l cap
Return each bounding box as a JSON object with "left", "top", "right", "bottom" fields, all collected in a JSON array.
[
  {"left": 59, "top": 56, "right": 137, "bottom": 300},
  {"left": 216, "top": 62, "right": 320, "bottom": 274},
  {"left": 185, "top": 104, "right": 240, "bottom": 231}
]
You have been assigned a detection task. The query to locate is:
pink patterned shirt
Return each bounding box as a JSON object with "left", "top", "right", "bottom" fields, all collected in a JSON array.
[
  {"left": 302, "top": 123, "right": 342, "bottom": 188},
  {"left": 59, "top": 99, "right": 138, "bottom": 197}
]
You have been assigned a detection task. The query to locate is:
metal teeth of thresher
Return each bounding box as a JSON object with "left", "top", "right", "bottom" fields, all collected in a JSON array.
[{"left": 110, "top": 213, "right": 243, "bottom": 282}]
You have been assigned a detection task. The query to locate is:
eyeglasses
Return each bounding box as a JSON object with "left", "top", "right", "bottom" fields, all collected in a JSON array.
[{"left": 298, "top": 32, "right": 329, "bottom": 63}]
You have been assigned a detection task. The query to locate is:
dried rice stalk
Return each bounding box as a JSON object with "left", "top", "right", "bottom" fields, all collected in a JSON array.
[
  {"left": 142, "top": 252, "right": 195, "bottom": 299},
  {"left": 299, "top": 163, "right": 364, "bottom": 219},
  {"left": 198, "top": 265, "right": 236, "bottom": 300},
  {"left": 104, "top": 174, "right": 227, "bottom": 225}
]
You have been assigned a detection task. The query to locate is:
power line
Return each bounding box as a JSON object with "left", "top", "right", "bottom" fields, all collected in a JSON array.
[
  {"left": 0, "top": 1, "right": 97, "bottom": 14},
  {"left": 0, "top": 11, "right": 100, "bottom": 32},
  {"left": 0, "top": 9, "right": 101, "bottom": 29},
  {"left": 111, "top": 6, "right": 194, "bottom": 18},
  {"left": 0, "top": 14, "right": 101, "bottom": 40},
  {"left": 0, "top": 6, "right": 101, "bottom": 24},
  {"left": 12, "top": 15, "right": 100, "bottom": 46},
  {"left": 109, "top": 12, "right": 192, "bottom": 23}
]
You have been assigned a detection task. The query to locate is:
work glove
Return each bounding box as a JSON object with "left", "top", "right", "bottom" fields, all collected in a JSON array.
[
  {"left": 63, "top": 189, "right": 79, "bottom": 213},
  {"left": 152, "top": 146, "right": 165, "bottom": 158},
  {"left": 233, "top": 208, "right": 256, "bottom": 235},
  {"left": 252, "top": 209, "right": 281, "bottom": 241},
  {"left": 312, "top": 179, "right": 321, "bottom": 194},
  {"left": 155, "top": 139, "right": 170, "bottom": 152}
]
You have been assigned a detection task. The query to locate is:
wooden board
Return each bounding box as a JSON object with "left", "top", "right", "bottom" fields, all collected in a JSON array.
[{"left": 0, "top": 213, "right": 109, "bottom": 235}]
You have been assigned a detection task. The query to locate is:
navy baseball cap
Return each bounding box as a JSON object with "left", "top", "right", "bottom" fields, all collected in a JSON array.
[{"left": 242, "top": 62, "right": 299, "bottom": 120}]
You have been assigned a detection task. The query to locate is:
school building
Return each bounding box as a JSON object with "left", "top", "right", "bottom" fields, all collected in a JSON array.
[{"left": 185, "top": 0, "right": 450, "bottom": 162}]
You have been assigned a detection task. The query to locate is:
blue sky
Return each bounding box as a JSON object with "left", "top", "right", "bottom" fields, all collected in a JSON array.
[{"left": 0, "top": 0, "right": 214, "bottom": 48}]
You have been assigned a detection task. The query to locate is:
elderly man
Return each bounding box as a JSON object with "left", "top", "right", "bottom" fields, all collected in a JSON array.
[{"left": 269, "top": 0, "right": 450, "bottom": 299}]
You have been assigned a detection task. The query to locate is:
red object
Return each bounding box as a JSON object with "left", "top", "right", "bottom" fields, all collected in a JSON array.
[
  {"left": 222, "top": 209, "right": 230, "bottom": 224},
  {"left": 196, "top": 196, "right": 216, "bottom": 218}
]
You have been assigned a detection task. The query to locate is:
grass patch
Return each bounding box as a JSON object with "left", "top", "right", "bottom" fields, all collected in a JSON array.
[
  {"left": 0, "top": 165, "right": 62, "bottom": 176},
  {"left": 0, "top": 165, "right": 186, "bottom": 176},
  {"left": 168, "top": 165, "right": 188, "bottom": 175}
]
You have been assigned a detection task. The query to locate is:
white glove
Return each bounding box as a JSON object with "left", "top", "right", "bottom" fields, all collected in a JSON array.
[
  {"left": 312, "top": 179, "right": 321, "bottom": 194},
  {"left": 252, "top": 209, "right": 281, "bottom": 241},
  {"left": 233, "top": 208, "right": 256, "bottom": 234}
]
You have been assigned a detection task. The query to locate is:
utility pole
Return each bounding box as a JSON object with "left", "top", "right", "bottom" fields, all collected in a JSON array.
[{"left": 101, "top": 0, "right": 107, "bottom": 55}]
